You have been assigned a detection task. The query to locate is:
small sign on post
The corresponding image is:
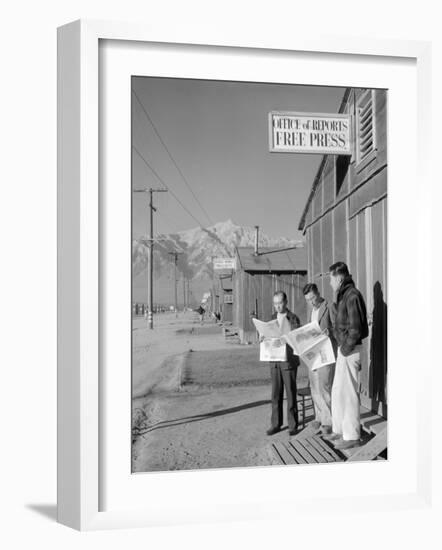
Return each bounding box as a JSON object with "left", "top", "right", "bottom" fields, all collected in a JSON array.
[
  {"left": 213, "top": 257, "right": 236, "bottom": 270},
  {"left": 269, "top": 111, "right": 351, "bottom": 155}
]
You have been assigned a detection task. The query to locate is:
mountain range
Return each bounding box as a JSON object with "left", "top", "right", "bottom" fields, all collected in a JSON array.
[{"left": 133, "top": 219, "right": 301, "bottom": 278}]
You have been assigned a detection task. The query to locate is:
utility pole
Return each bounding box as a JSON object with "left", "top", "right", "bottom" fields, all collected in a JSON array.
[
  {"left": 168, "top": 251, "right": 182, "bottom": 317},
  {"left": 210, "top": 255, "right": 217, "bottom": 316},
  {"left": 187, "top": 279, "right": 193, "bottom": 309},
  {"left": 182, "top": 275, "right": 187, "bottom": 311},
  {"left": 134, "top": 187, "right": 167, "bottom": 329},
  {"left": 254, "top": 225, "right": 259, "bottom": 255}
]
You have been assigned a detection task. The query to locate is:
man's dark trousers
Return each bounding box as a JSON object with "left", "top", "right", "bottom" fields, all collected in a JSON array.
[{"left": 270, "top": 362, "right": 299, "bottom": 431}]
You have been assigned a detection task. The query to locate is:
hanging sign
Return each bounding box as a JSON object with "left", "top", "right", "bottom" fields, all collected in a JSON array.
[
  {"left": 213, "top": 257, "right": 236, "bottom": 270},
  {"left": 269, "top": 111, "right": 351, "bottom": 155}
]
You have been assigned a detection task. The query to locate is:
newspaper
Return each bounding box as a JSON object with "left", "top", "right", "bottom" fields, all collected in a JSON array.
[
  {"left": 282, "top": 321, "right": 325, "bottom": 355},
  {"left": 252, "top": 318, "right": 281, "bottom": 339},
  {"left": 259, "top": 338, "right": 287, "bottom": 362},
  {"left": 252, "top": 318, "right": 334, "bottom": 366},
  {"left": 252, "top": 318, "right": 287, "bottom": 362},
  {"left": 282, "top": 321, "right": 335, "bottom": 370},
  {"left": 301, "top": 338, "right": 335, "bottom": 371}
]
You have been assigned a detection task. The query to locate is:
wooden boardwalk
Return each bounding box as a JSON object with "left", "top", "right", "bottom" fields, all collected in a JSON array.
[
  {"left": 271, "top": 434, "right": 343, "bottom": 465},
  {"left": 270, "top": 404, "right": 388, "bottom": 465}
]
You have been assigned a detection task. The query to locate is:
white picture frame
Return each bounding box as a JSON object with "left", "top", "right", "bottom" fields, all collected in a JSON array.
[{"left": 57, "top": 19, "right": 432, "bottom": 531}]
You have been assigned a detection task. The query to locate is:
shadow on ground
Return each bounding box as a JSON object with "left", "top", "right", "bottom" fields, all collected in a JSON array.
[{"left": 142, "top": 399, "right": 271, "bottom": 434}]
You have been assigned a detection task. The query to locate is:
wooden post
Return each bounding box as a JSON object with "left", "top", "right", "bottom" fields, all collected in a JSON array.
[
  {"left": 133, "top": 187, "right": 167, "bottom": 329},
  {"left": 182, "top": 275, "right": 186, "bottom": 311},
  {"left": 168, "top": 251, "right": 182, "bottom": 317}
]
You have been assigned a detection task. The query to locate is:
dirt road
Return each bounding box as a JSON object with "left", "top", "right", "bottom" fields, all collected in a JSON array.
[
  {"left": 132, "top": 311, "right": 309, "bottom": 472},
  {"left": 132, "top": 311, "right": 244, "bottom": 398}
]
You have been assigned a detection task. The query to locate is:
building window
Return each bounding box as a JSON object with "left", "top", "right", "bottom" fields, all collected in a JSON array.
[
  {"left": 356, "top": 90, "right": 376, "bottom": 166},
  {"left": 336, "top": 155, "right": 350, "bottom": 196}
]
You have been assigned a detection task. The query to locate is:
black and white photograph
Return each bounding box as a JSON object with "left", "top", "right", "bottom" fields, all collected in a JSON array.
[
  {"left": 131, "top": 77, "right": 387, "bottom": 472},
  {"left": 4, "top": 0, "right": 439, "bottom": 542}
]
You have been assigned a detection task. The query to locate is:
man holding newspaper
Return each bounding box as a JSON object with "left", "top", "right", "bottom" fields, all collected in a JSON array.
[
  {"left": 253, "top": 262, "right": 368, "bottom": 450},
  {"left": 253, "top": 291, "right": 301, "bottom": 436},
  {"left": 253, "top": 291, "right": 335, "bottom": 437},
  {"left": 303, "top": 283, "right": 337, "bottom": 435}
]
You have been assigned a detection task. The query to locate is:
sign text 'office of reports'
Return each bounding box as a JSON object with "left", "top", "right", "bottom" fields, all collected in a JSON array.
[{"left": 269, "top": 111, "right": 351, "bottom": 155}]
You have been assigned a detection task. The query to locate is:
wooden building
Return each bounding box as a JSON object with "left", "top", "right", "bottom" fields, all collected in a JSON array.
[
  {"left": 232, "top": 246, "right": 307, "bottom": 344},
  {"left": 218, "top": 274, "right": 233, "bottom": 323},
  {"left": 298, "top": 88, "right": 387, "bottom": 417}
]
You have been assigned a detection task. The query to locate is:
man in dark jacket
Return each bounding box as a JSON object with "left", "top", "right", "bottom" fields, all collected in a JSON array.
[
  {"left": 324, "top": 262, "right": 369, "bottom": 450},
  {"left": 266, "top": 291, "right": 301, "bottom": 436}
]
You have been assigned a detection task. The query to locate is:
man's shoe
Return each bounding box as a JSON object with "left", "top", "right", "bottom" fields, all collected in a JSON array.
[
  {"left": 322, "top": 432, "right": 342, "bottom": 441},
  {"left": 320, "top": 425, "right": 332, "bottom": 435},
  {"left": 334, "top": 439, "right": 360, "bottom": 450},
  {"left": 266, "top": 427, "right": 281, "bottom": 436}
]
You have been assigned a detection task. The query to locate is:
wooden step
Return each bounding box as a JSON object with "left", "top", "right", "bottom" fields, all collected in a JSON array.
[
  {"left": 347, "top": 426, "right": 387, "bottom": 462},
  {"left": 270, "top": 435, "right": 344, "bottom": 465},
  {"left": 360, "top": 406, "right": 387, "bottom": 435}
]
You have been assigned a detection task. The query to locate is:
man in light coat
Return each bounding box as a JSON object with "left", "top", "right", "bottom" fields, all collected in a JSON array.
[{"left": 303, "top": 283, "right": 337, "bottom": 435}]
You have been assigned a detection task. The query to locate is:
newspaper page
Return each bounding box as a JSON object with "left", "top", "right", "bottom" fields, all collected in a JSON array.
[
  {"left": 252, "top": 318, "right": 281, "bottom": 339},
  {"left": 252, "top": 318, "right": 288, "bottom": 362},
  {"left": 259, "top": 338, "right": 287, "bottom": 362},
  {"left": 282, "top": 321, "right": 326, "bottom": 356},
  {"left": 282, "top": 321, "right": 335, "bottom": 369},
  {"left": 302, "top": 338, "right": 335, "bottom": 371}
]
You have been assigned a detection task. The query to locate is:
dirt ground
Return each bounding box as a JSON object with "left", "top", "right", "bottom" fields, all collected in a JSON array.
[{"left": 132, "top": 311, "right": 310, "bottom": 473}]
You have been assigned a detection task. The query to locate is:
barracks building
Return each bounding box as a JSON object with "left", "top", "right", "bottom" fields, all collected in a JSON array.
[{"left": 298, "top": 88, "right": 388, "bottom": 418}]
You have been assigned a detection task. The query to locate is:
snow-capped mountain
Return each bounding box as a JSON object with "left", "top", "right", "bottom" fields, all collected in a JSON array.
[{"left": 132, "top": 219, "right": 302, "bottom": 280}]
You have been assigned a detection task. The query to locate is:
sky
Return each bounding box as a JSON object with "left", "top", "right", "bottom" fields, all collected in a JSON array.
[{"left": 132, "top": 77, "right": 346, "bottom": 241}]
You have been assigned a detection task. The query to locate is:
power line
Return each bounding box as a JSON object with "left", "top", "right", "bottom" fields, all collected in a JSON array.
[
  {"left": 132, "top": 89, "right": 214, "bottom": 226},
  {"left": 132, "top": 144, "right": 205, "bottom": 228},
  {"left": 132, "top": 103, "right": 233, "bottom": 258}
]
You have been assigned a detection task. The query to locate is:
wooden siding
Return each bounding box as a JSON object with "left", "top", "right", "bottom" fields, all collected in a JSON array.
[
  {"left": 368, "top": 199, "right": 388, "bottom": 410},
  {"left": 312, "top": 177, "right": 323, "bottom": 220},
  {"left": 312, "top": 223, "right": 322, "bottom": 280},
  {"left": 321, "top": 213, "right": 334, "bottom": 304},
  {"left": 349, "top": 165, "right": 387, "bottom": 218},
  {"left": 300, "top": 89, "right": 388, "bottom": 417},
  {"left": 333, "top": 200, "right": 347, "bottom": 263},
  {"left": 232, "top": 272, "right": 307, "bottom": 343},
  {"left": 323, "top": 157, "right": 335, "bottom": 211}
]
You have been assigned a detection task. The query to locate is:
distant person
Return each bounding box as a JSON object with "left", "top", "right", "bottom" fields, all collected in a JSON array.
[
  {"left": 303, "top": 283, "right": 337, "bottom": 435},
  {"left": 266, "top": 291, "right": 301, "bottom": 437},
  {"left": 196, "top": 305, "right": 205, "bottom": 324},
  {"left": 323, "top": 262, "right": 369, "bottom": 450}
]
